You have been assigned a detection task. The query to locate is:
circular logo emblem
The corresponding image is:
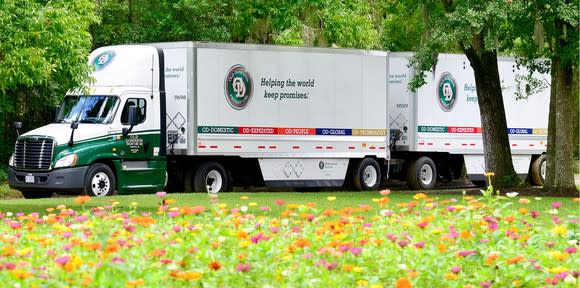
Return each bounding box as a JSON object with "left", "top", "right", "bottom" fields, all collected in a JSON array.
[
  {"left": 319, "top": 161, "right": 325, "bottom": 170},
  {"left": 93, "top": 51, "right": 115, "bottom": 71},
  {"left": 224, "top": 65, "right": 253, "bottom": 110},
  {"left": 437, "top": 72, "right": 457, "bottom": 112}
]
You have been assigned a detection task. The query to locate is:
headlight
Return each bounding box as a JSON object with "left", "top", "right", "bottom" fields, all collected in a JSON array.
[
  {"left": 8, "top": 154, "right": 14, "bottom": 167},
  {"left": 54, "top": 154, "right": 78, "bottom": 168}
]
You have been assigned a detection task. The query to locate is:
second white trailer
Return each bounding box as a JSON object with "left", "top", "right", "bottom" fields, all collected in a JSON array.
[{"left": 388, "top": 53, "right": 550, "bottom": 189}]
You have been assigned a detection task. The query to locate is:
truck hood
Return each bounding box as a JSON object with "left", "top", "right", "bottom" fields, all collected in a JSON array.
[{"left": 21, "top": 124, "right": 116, "bottom": 146}]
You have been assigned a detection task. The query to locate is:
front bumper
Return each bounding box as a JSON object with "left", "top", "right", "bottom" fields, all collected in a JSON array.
[{"left": 8, "top": 166, "right": 89, "bottom": 193}]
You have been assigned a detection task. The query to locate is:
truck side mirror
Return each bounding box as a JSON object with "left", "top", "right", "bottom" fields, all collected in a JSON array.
[
  {"left": 122, "top": 106, "right": 139, "bottom": 137},
  {"left": 127, "top": 105, "right": 139, "bottom": 126},
  {"left": 54, "top": 105, "right": 61, "bottom": 122},
  {"left": 13, "top": 122, "right": 22, "bottom": 137}
]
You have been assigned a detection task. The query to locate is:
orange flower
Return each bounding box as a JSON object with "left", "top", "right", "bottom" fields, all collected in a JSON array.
[
  {"left": 105, "top": 243, "right": 120, "bottom": 254},
  {"left": 208, "top": 261, "right": 222, "bottom": 271},
  {"left": 438, "top": 243, "right": 447, "bottom": 253},
  {"left": 573, "top": 198, "right": 580, "bottom": 203},
  {"left": 126, "top": 279, "right": 145, "bottom": 287},
  {"left": 293, "top": 238, "right": 311, "bottom": 249},
  {"left": 506, "top": 255, "right": 524, "bottom": 265},
  {"left": 74, "top": 195, "right": 91, "bottom": 205},
  {"left": 396, "top": 277, "right": 412, "bottom": 288},
  {"left": 181, "top": 206, "right": 205, "bottom": 215},
  {"left": 518, "top": 207, "right": 528, "bottom": 215},
  {"left": 485, "top": 253, "right": 499, "bottom": 265},
  {"left": 149, "top": 249, "right": 166, "bottom": 257},
  {"left": 460, "top": 230, "right": 473, "bottom": 239},
  {"left": 378, "top": 197, "right": 390, "bottom": 206},
  {"left": 169, "top": 271, "right": 202, "bottom": 280},
  {"left": 11, "top": 269, "right": 33, "bottom": 279}
]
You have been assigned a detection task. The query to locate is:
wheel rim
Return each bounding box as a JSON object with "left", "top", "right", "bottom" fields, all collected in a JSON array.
[
  {"left": 91, "top": 172, "right": 110, "bottom": 197},
  {"left": 540, "top": 159, "right": 546, "bottom": 181},
  {"left": 206, "top": 170, "right": 223, "bottom": 193},
  {"left": 419, "top": 164, "right": 433, "bottom": 186},
  {"left": 363, "top": 165, "right": 378, "bottom": 188}
]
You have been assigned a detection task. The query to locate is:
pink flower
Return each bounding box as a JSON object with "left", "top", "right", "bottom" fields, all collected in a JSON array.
[
  {"left": 457, "top": 250, "right": 477, "bottom": 257},
  {"left": 173, "top": 225, "right": 182, "bottom": 233},
  {"left": 236, "top": 263, "right": 251, "bottom": 272},
  {"left": 275, "top": 199, "right": 285, "bottom": 206},
  {"left": 379, "top": 189, "right": 391, "bottom": 196},
  {"left": 156, "top": 191, "right": 167, "bottom": 198},
  {"left": 414, "top": 242, "right": 426, "bottom": 249},
  {"left": 350, "top": 247, "right": 363, "bottom": 255},
  {"left": 55, "top": 256, "right": 70, "bottom": 266},
  {"left": 551, "top": 202, "right": 561, "bottom": 209},
  {"left": 451, "top": 266, "right": 461, "bottom": 274},
  {"left": 167, "top": 211, "right": 180, "bottom": 218},
  {"left": 480, "top": 281, "right": 492, "bottom": 288},
  {"left": 260, "top": 206, "right": 271, "bottom": 211},
  {"left": 530, "top": 210, "right": 540, "bottom": 218},
  {"left": 111, "top": 257, "right": 125, "bottom": 264},
  {"left": 565, "top": 247, "right": 577, "bottom": 254}
]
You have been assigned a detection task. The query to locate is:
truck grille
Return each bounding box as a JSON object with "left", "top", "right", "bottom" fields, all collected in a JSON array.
[{"left": 13, "top": 137, "right": 54, "bottom": 171}]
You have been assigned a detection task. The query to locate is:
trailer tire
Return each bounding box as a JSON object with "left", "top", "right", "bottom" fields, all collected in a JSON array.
[
  {"left": 352, "top": 158, "right": 381, "bottom": 191},
  {"left": 407, "top": 156, "right": 437, "bottom": 190},
  {"left": 20, "top": 190, "right": 53, "bottom": 199},
  {"left": 530, "top": 154, "right": 546, "bottom": 186},
  {"left": 194, "top": 162, "right": 231, "bottom": 193},
  {"left": 84, "top": 163, "right": 116, "bottom": 197}
]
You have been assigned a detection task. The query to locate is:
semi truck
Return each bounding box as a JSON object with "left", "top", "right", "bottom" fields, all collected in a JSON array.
[
  {"left": 7, "top": 42, "right": 549, "bottom": 198},
  {"left": 8, "top": 42, "right": 389, "bottom": 198},
  {"left": 388, "top": 53, "right": 549, "bottom": 189}
]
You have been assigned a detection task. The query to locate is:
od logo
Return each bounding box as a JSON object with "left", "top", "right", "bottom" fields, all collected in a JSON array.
[
  {"left": 224, "top": 65, "right": 253, "bottom": 110},
  {"left": 93, "top": 51, "right": 115, "bottom": 71},
  {"left": 437, "top": 72, "right": 457, "bottom": 112}
]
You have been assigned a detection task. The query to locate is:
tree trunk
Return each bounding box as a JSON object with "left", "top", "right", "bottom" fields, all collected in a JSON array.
[
  {"left": 463, "top": 47, "right": 520, "bottom": 187},
  {"left": 542, "top": 57, "right": 579, "bottom": 196}
]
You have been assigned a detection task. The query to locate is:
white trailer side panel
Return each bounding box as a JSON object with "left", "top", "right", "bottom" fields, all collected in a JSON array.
[{"left": 193, "top": 45, "right": 388, "bottom": 159}]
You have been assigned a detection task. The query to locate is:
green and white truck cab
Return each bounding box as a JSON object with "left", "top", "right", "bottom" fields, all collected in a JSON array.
[{"left": 8, "top": 45, "right": 167, "bottom": 198}]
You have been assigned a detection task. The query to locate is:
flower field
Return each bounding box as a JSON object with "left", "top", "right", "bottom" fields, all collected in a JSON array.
[{"left": 0, "top": 191, "right": 578, "bottom": 287}]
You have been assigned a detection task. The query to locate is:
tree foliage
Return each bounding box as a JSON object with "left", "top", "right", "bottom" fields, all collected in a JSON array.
[
  {"left": 508, "top": 0, "right": 579, "bottom": 195},
  {"left": 0, "top": 0, "right": 98, "bottom": 165}
]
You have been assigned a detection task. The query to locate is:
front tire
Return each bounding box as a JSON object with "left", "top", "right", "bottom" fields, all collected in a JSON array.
[
  {"left": 352, "top": 158, "right": 381, "bottom": 191},
  {"left": 530, "top": 154, "right": 546, "bottom": 186},
  {"left": 407, "top": 156, "right": 437, "bottom": 190},
  {"left": 84, "top": 163, "right": 116, "bottom": 197},
  {"left": 194, "top": 162, "right": 231, "bottom": 193}
]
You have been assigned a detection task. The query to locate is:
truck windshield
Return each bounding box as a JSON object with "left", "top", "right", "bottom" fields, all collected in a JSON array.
[{"left": 56, "top": 95, "right": 118, "bottom": 124}]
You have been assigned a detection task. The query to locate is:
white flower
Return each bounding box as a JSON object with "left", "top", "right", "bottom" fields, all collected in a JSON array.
[
  {"left": 534, "top": 197, "right": 542, "bottom": 201},
  {"left": 506, "top": 192, "right": 519, "bottom": 198},
  {"left": 240, "top": 206, "right": 248, "bottom": 213},
  {"left": 568, "top": 239, "right": 579, "bottom": 246},
  {"left": 398, "top": 264, "right": 408, "bottom": 270}
]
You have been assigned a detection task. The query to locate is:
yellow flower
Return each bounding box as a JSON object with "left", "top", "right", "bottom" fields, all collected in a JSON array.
[
  {"left": 126, "top": 279, "right": 145, "bottom": 287},
  {"left": 484, "top": 172, "right": 495, "bottom": 177},
  {"left": 248, "top": 202, "right": 258, "bottom": 207},
  {"left": 548, "top": 267, "right": 568, "bottom": 274},
  {"left": 239, "top": 240, "right": 251, "bottom": 248},
  {"left": 327, "top": 196, "right": 337, "bottom": 201},
  {"left": 549, "top": 251, "right": 569, "bottom": 261},
  {"left": 240, "top": 196, "right": 249, "bottom": 200},
  {"left": 551, "top": 225, "right": 568, "bottom": 237},
  {"left": 445, "top": 272, "right": 458, "bottom": 280},
  {"left": 413, "top": 193, "right": 428, "bottom": 200},
  {"left": 11, "top": 269, "right": 33, "bottom": 279},
  {"left": 357, "top": 279, "right": 369, "bottom": 287}
]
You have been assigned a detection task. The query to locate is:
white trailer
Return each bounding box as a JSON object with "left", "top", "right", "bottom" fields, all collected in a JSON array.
[
  {"left": 9, "top": 42, "right": 389, "bottom": 197},
  {"left": 388, "top": 52, "right": 550, "bottom": 189}
]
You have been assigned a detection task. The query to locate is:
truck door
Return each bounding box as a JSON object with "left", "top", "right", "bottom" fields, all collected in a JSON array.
[{"left": 116, "top": 95, "right": 166, "bottom": 193}]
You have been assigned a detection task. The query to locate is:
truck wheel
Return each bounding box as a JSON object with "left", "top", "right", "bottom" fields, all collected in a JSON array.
[
  {"left": 407, "top": 156, "right": 437, "bottom": 190},
  {"left": 352, "top": 158, "right": 381, "bottom": 191},
  {"left": 194, "top": 162, "right": 231, "bottom": 193},
  {"left": 84, "top": 163, "right": 116, "bottom": 197},
  {"left": 20, "top": 190, "right": 53, "bottom": 199},
  {"left": 530, "top": 154, "right": 546, "bottom": 186}
]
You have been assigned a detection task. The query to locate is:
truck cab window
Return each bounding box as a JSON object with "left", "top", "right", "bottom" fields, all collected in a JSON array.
[
  {"left": 121, "top": 98, "right": 146, "bottom": 125},
  {"left": 56, "top": 95, "right": 118, "bottom": 124}
]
